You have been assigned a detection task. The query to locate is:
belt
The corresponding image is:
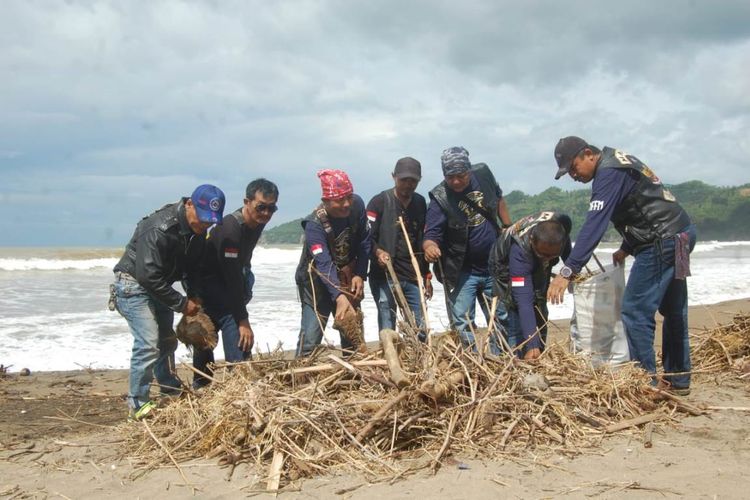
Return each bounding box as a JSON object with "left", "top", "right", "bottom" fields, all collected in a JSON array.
[{"left": 115, "top": 271, "right": 136, "bottom": 281}]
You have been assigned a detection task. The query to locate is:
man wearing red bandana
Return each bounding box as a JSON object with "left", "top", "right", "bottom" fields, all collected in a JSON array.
[{"left": 294, "top": 169, "right": 372, "bottom": 356}]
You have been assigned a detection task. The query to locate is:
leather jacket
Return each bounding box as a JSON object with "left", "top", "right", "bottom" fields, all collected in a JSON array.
[{"left": 114, "top": 199, "right": 206, "bottom": 312}]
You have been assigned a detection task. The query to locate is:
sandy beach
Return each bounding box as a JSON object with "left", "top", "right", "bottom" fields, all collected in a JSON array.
[{"left": 1, "top": 298, "right": 748, "bottom": 499}]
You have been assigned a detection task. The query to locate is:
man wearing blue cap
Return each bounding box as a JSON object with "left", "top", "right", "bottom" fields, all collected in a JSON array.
[
  {"left": 547, "top": 136, "right": 696, "bottom": 395},
  {"left": 423, "top": 147, "right": 514, "bottom": 354},
  {"left": 112, "top": 184, "right": 225, "bottom": 419}
]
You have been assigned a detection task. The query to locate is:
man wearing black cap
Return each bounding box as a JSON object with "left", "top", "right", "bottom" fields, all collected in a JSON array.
[
  {"left": 547, "top": 137, "right": 696, "bottom": 395},
  {"left": 112, "top": 184, "right": 226, "bottom": 419},
  {"left": 423, "top": 146, "right": 513, "bottom": 354},
  {"left": 367, "top": 157, "right": 432, "bottom": 337},
  {"left": 191, "top": 178, "right": 279, "bottom": 389}
]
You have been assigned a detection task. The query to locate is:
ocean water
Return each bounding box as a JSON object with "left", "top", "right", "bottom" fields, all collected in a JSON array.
[{"left": 1, "top": 242, "right": 749, "bottom": 372}]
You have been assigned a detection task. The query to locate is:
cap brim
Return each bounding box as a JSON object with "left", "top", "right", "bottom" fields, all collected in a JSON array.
[{"left": 554, "top": 165, "right": 569, "bottom": 180}]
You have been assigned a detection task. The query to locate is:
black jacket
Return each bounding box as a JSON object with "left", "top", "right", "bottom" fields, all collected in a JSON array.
[{"left": 114, "top": 199, "right": 206, "bottom": 312}]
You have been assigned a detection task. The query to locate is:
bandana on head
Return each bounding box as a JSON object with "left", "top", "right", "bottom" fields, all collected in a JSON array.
[
  {"left": 317, "top": 169, "right": 354, "bottom": 200},
  {"left": 441, "top": 146, "right": 471, "bottom": 176}
]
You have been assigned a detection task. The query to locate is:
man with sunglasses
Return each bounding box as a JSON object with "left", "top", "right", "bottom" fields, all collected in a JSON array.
[
  {"left": 295, "top": 169, "right": 371, "bottom": 357},
  {"left": 489, "top": 212, "right": 571, "bottom": 360},
  {"left": 547, "top": 136, "right": 696, "bottom": 395},
  {"left": 191, "top": 178, "right": 279, "bottom": 388},
  {"left": 423, "top": 146, "right": 513, "bottom": 354}
]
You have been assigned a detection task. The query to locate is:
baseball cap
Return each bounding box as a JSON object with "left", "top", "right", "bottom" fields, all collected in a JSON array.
[
  {"left": 441, "top": 146, "right": 471, "bottom": 176},
  {"left": 393, "top": 157, "right": 422, "bottom": 180},
  {"left": 191, "top": 184, "right": 225, "bottom": 224},
  {"left": 554, "top": 136, "right": 589, "bottom": 180}
]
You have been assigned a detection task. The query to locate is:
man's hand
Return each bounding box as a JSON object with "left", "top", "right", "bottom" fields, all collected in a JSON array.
[
  {"left": 547, "top": 274, "right": 570, "bottom": 305},
  {"left": 335, "top": 294, "right": 355, "bottom": 321},
  {"left": 183, "top": 297, "right": 202, "bottom": 316},
  {"left": 423, "top": 241, "right": 441, "bottom": 263},
  {"left": 376, "top": 248, "right": 391, "bottom": 268},
  {"left": 424, "top": 278, "right": 433, "bottom": 300},
  {"left": 612, "top": 249, "right": 628, "bottom": 267},
  {"left": 238, "top": 320, "right": 254, "bottom": 352},
  {"left": 524, "top": 348, "right": 541, "bottom": 361},
  {"left": 350, "top": 276, "right": 364, "bottom": 301}
]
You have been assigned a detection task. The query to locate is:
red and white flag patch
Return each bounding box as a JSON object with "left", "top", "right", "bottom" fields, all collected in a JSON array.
[
  {"left": 224, "top": 247, "right": 239, "bottom": 258},
  {"left": 511, "top": 277, "right": 525, "bottom": 287},
  {"left": 367, "top": 210, "right": 377, "bottom": 222},
  {"left": 311, "top": 243, "right": 324, "bottom": 256}
]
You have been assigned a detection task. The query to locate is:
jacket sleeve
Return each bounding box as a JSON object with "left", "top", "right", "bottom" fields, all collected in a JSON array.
[
  {"left": 509, "top": 244, "right": 541, "bottom": 350},
  {"left": 134, "top": 227, "right": 186, "bottom": 312},
  {"left": 306, "top": 222, "right": 342, "bottom": 301}
]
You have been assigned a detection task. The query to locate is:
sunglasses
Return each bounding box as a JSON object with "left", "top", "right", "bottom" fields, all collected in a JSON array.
[{"left": 255, "top": 202, "right": 278, "bottom": 214}]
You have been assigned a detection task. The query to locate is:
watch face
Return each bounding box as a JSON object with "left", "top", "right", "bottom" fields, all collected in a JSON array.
[{"left": 561, "top": 266, "right": 572, "bottom": 279}]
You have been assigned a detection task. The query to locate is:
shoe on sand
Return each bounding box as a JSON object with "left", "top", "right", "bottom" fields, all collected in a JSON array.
[{"left": 128, "top": 400, "right": 157, "bottom": 421}]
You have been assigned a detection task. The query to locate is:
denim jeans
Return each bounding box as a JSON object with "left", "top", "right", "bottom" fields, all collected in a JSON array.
[
  {"left": 369, "top": 277, "right": 424, "bottom": 335},
  {"left": 113, "top": 274, "right": 181, "bottom": 409},
  {"left": 621, "top": 225, "right": 697, "bottom": 388},
  {"left": 192, "top": 307, "right": 251, "bottom": 388},
  {"left": 449, "top": 271, "right": 515, "bottom": 355},
  {"left": 296, "top": 285, "right": 356, "bottom": 357}
]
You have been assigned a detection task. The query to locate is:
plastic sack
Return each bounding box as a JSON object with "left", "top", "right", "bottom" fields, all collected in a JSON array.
[{"left": 570, "top": 263, "right": 630, "bottom": 366}]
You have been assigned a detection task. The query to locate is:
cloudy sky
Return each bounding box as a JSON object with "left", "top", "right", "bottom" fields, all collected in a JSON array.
[{"left": 1, "top": 1, "right": 749, "bottom": 246}]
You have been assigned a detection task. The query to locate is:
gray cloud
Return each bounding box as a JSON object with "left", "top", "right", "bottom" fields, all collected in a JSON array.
[{"left": 0, "top": 0, "right": 749, "bottom": 245}]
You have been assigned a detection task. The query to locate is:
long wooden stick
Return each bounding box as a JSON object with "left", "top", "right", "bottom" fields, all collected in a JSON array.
[
  {"left": 355, "top": 391, "right": 409, "bottom": 442},
  {"left": 384, "top": 259, "right": 417, "bottom": 330},
  {"left": 605, "top": 412, "right": 661, "bottom": 433},
  {"left": 398, "top": 216, "right": 431, "bottom": 339}
]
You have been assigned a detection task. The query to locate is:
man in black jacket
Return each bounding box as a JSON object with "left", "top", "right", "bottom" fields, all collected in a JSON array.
[
  {"left": 423, "top": 146, "right": 512, "bottom": 354},
  {"left": 547, "top": 136, "right": 696, "bottom": 394},
  {"left": 489, "top": 211, "right": 571, "bottom": 360},
  {"left": 113, "top": 184, "right": 225, "bottom": 419},
  {"left": 367, "top": 157, "right": 432, "bottom": 337},
  {"left": 191, "top": 179, "right": 278, "bottom": 388}
]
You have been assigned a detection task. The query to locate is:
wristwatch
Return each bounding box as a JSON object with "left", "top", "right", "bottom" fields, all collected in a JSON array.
[{"left": 559, "top": 265, "right": 574, "bottom": 280}]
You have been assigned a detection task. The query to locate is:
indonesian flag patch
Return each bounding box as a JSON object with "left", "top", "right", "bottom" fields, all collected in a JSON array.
[
  {"left": 511, "top": 277, "right": 525, "bottom": 287},
  {"left": 311, "top": 243, "right": 324, "bottom": 256},
  {"left": 224, "top": 247, "right": 239, "bottom": 258},
  {"left": 367, "top": 210, "right": 377, "bottom": 222}
]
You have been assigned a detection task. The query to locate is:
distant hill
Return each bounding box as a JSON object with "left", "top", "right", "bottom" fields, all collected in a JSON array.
[{"left": 260, "top": 181, "right": 750, "bottom": 245}]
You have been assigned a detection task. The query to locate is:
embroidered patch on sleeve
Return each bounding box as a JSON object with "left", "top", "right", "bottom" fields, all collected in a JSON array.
[
  {"left": 511, "top": 277, "right": 525, "bottom": 287},
  {"left": 224, "top": 247, "right": 239, "bottom": 258},
  {"left": 367, "top": 210, "right": 377, "bottom": 222},
  {"left": 311, "top": 244, "right": 324, "bottom": 255}
]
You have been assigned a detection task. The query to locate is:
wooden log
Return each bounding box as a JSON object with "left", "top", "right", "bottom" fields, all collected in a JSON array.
[
  {"left": 605, "top": 412, "right": 661, "bottom": 433},
  {"left": 419, "top": 369, "right": 464, "bottom": 401},
  {"left": 531, "top": 416, "right": 564, "bottom": 444},
  {"left": 379, "top": 329, "right": 411, "bottom": 388},
  {"left": 266, "top": 450, "right": 285, "bottom": 492},
  {"left": 644, "top": 386, "right": 705, "bottom": 416},
  {"left": 355, "top": 391, "right": 409, "bottom": 442},
  {"left": 643, "top": 422, "right": 654, "bottom": 448}
]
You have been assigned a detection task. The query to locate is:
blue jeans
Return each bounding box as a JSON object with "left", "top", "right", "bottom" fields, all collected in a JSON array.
[
  {"left": 369, "top": 277, "right": 424, "bottom": 337},
  {"left": 449, "top": 271, "right": 515, "bottom": 355},
  {"left": 621, "top": 225, "right": 697, "bottom": 388},
  {"left": 192, "top": 307, "right": 251, "bottom": 388},
  {"left": 296, "top": 284, "right": 356, "bottom": 357},
  {"left": 114, "top": 274, "right": 181, "bottom": 409}
]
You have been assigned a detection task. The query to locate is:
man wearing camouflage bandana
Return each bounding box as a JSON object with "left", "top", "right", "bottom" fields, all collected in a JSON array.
[{"left": 423, "top": 147, "right": 514, "bottom": 354}]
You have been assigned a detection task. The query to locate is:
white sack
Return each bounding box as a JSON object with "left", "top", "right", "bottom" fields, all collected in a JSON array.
[{"left": 570, "top": 263, "right": 630, "bottom": 366}]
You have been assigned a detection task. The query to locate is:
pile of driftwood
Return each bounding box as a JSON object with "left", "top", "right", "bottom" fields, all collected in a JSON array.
[
  {"left": 692, "top": 313, "right": 750, "bottom": 374},
  {"left": 124, "top": 326, "right": 706, "bottom": 490}
]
